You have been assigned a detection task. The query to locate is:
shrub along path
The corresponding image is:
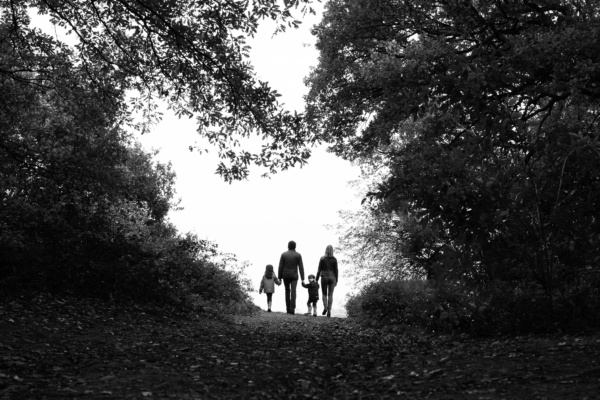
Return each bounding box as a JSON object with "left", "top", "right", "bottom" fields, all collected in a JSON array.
[{"left": 1, "top": 295, "right": 600, "bottom": 399}]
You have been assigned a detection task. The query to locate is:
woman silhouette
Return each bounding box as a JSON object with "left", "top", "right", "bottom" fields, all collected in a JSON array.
[{"left": 316, "top": 245, "right": 338, "bottom": 317}]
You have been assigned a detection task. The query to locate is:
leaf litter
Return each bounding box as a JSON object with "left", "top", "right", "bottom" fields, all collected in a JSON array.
[{"left": 1, "top": 294, "right": 600, "bottom": 399}]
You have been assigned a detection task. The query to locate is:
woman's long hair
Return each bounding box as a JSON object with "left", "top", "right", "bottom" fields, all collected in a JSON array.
[{"left": 325, "top": 245, "right": 334, "bottom": 257}]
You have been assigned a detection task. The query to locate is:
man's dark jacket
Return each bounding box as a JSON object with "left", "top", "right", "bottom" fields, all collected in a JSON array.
[{"left": 278, "top": 249, "right": 305, "bottom": 280}]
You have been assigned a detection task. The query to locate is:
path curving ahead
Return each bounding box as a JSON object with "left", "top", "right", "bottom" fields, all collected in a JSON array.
[{"left": 1, "top": 296, "right": 599, "bottom": 399}]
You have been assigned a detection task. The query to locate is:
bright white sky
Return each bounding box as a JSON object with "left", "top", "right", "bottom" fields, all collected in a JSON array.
[
  {"left": 31, "top": 3, "right": 362, "bottom": 316},
  {"left": 135, "top": 5, "right": 362, "bottom": 316}
]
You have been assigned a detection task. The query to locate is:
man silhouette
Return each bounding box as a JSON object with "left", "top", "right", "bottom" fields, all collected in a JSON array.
[{"left": 278, "top": 240, "right": 305, "bottom": 314}]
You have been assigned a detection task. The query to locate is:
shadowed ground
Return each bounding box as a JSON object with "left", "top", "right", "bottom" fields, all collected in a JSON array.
[{"left": 1, "top": 295, "right": 599, "bottom": 399}]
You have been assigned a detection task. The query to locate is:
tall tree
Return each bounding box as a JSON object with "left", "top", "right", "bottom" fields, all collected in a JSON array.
[
  {"left": 0, "top": 1, "right": 276, "bottom": 305},
  {"left": 0, "top": 29, "right": 170, "bottom": 276},
  {"left": 307, "top": 0, "right": 600, "bottom": 310}
]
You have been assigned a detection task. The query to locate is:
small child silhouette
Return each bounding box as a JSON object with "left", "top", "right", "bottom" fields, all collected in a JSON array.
[
  {"left": 301, "top": 274, "right": 320, "bottom": 316},
  {"left": 259, "top": 264, "right": 281, "bottom": 312}
]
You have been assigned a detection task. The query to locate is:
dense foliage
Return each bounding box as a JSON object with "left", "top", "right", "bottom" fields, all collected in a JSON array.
[
  {"left": 2, "top": 0, "right": 317, "bottom": 181},
  {"left": 308, "top": 0, "right": 600, "bottom": 332},
  {"left": 0, "top": 41, "right": 252, "bottom": 311},
  {"left": 0, "top": 0, "right": 312, "bottom": 311}
]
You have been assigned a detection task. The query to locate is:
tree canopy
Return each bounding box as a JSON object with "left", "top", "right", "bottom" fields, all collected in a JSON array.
[
  {"left": 1, "top": 0, "right": 290, "bottom": 307},
  {"left": 2, "top": 0, "right": 318, "bottom": 181},
  {"left": 307, "top": 0, "right": 600, "bottom": 331}
]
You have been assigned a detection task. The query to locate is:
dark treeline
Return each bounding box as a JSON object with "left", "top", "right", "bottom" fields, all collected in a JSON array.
[
  {"left": 306, "top": 0, "right": 600, "bottom": 334},
  {"left": 0, "top": 0, "right": 316, "bottom": 311},
  {"left": 0, "top": 24, "right": 250, "bottom": 311},
  {"left": 3, "top": 0, "right": 600, "bottom": 335}
]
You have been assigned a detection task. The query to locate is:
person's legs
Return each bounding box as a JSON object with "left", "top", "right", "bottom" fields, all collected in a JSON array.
[
  {"left": 321, "top": 277, "right": 331, "bottom": 314},
  {"left": 306, "top": 300, "right": 312, "bottom": 315},
  {"left": 289, "top": 279, "right": 298, "bottom": 313},
  {"left": 321, "top": 282, "right": 328, "bottom": 314},
  {"left": 326, "top": 279, "right": 336, "bottom": 317},
  {"left": 283, "top": 279, "right": 292, "bottom": 313},
  {"left": 311, "top": 300, "right": 318, "bottom": 316},
  {"left": 266, "top": 293, "right": 273, "bottom": 312}
]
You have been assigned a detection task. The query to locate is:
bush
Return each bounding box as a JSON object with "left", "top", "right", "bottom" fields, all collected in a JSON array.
[
  {"left": 346, "top": 279, "right": 449, "bottom": 332},
  {"left": 0, "top": 199, "right": 257, "bottom": 316},
  {"left": 346, "top": 277, "right": 600, "bottom": 336},
  {"left": 471, "top": 282, "right": 600, "bottom": 335}
]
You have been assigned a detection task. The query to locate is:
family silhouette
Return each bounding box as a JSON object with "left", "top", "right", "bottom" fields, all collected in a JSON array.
[{"left": 259, "top": 241, "right": 338, "bottom": 317}]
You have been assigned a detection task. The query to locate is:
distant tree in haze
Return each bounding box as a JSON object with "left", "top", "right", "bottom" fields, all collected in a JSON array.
[{"left": 308, "top": 0, "right": 600, "bottom": 332}]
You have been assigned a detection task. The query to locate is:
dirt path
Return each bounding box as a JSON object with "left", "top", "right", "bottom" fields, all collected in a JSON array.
[{"left": 1, "top": 296, "right": 600, "bottom": 399}]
